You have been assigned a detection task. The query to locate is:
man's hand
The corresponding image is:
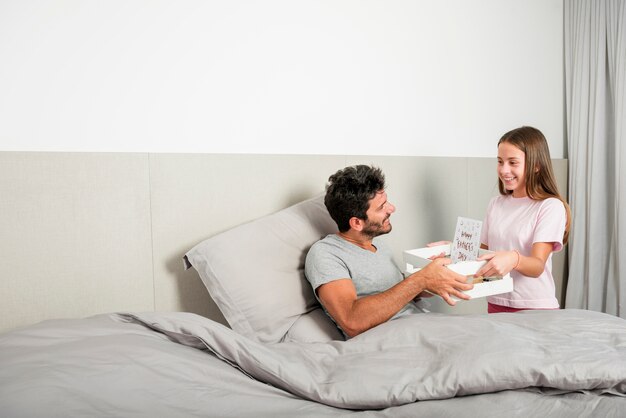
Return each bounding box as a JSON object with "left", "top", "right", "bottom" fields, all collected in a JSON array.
[{"left": 411, "top": 257, "right": 473, "bottom": 306}]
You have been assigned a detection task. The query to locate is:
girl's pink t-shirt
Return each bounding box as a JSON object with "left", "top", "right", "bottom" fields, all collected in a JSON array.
[{"left": 480, "top": 195, "right": 566, "bottom": 309}]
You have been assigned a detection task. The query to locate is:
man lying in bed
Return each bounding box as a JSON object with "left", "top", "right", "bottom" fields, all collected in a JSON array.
[{"left": 305, "top": 165, "right": 472, "bottom": 338}]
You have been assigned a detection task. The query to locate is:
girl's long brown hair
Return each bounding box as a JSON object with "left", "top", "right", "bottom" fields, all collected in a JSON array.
[{"left": 498, "top": 126, "right": 571, "bottom": 244}]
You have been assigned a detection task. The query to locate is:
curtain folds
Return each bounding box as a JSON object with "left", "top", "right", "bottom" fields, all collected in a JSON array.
[{"left": 564, "top": 0, "right": 625, "bottom": 317}]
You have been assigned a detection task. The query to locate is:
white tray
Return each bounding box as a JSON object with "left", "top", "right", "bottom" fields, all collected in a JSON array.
[{"left": 404, "top": 244, "right": 513, "bottom": 300}]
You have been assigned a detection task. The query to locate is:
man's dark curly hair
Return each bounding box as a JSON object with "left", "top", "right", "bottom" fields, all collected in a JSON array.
[{"left": 324, "top": 165, "right": 386, "bottom": 232}]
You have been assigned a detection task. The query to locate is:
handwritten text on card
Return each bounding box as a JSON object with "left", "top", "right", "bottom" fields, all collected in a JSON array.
[{"left": 450, "top": 217, "right": 482, "bottom": 263}]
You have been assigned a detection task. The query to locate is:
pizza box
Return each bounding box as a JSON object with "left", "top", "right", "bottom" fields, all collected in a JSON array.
[{"left": 404, "top": 244, "right": 513, "bottom": 300}]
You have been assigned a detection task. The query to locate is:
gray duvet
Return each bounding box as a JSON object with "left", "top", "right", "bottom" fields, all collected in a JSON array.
[{"left": 1, "top": 309, "right": 625, "bottom": 417}]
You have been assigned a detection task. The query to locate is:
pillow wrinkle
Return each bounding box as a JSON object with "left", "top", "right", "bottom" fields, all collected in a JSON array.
[{"left": 201, "top": 252, "right": 258, "bottom": 341}]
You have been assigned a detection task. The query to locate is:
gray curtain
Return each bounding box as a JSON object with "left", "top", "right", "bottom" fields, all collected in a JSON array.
[{"left": 564, "top": 0, "right": 625, "bottom": 317}]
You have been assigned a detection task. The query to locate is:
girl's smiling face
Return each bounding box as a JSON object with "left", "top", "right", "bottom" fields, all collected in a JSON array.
[{"left": 497, "top": 142, "right": 527, "bottom": 197}]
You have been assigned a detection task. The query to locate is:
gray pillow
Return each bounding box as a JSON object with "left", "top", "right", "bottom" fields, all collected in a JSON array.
[{"left": 184, "top": 194, "right": 343, "bottom": 344}]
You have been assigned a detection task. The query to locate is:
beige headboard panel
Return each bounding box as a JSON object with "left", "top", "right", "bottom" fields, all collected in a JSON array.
[{"left": 0, "top": 152, "right": 568, "bottom": 333}]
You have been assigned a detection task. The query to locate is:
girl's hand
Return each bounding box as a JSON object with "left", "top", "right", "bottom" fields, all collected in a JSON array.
[
  {"left": 427, "top": 240, "right": 451, "bottom": 260},
  {"left": 427, "top": 240, "right": 451, "bottom": 247},
  {"left": 475, "top": 250, "right": 519, "bottom": 278}
]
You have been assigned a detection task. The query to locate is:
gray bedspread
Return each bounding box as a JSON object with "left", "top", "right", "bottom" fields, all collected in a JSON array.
[
  {"left": 1, "top": 309, "right": 625, "bottom": 417},
  {"left": 118, "top": 309, "right": 626, "bottom": 409}
]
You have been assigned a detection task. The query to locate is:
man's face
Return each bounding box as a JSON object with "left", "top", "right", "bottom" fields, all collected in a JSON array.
[{"left": 362, "top": 190, "right": 395, "bottom": 238}]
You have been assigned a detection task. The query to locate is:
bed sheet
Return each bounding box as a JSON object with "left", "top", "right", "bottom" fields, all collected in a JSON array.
[{"left": 1, "top": 311, "right": 625, "bottom": 417}]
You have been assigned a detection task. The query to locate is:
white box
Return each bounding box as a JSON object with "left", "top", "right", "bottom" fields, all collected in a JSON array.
[{"left": 404, "top": 244, "right": 513, "bottom": 300}]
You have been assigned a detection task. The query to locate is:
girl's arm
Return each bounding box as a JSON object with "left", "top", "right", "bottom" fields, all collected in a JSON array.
[{"left": 475, "top": 242, "right": 554, "bottom": 278}]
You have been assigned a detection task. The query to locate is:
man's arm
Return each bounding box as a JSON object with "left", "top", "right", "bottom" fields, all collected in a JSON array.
[{"left": 317, "top": 258, "right": 473, "bottom": 338}]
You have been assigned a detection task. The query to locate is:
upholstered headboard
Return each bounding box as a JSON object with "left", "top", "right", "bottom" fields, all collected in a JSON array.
[{"left": 0, "top": 152, "right": 569, "bottom": 333}]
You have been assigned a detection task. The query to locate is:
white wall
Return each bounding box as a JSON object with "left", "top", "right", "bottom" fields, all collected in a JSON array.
[{"left": 0, "top": 0, "right": 564, "bottom": 157}]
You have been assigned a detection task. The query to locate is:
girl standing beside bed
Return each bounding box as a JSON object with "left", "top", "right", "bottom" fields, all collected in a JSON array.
[{"left": 476, "top": 126, "right": 571, "bottom": 313}]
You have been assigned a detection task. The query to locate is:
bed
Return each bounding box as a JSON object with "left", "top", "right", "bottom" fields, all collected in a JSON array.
[{"left": 1, "top": 195, "right": 625, "bottom": 417}]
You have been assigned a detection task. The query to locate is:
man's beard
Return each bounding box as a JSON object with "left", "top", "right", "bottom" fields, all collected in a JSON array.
[{"left": 362, "top": 217, "right": 392, "bottom": 239}]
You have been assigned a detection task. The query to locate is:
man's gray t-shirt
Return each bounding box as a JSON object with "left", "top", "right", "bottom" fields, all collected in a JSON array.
[{"left": 304, "top": 234, "right": 424, "bottom": 328}]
